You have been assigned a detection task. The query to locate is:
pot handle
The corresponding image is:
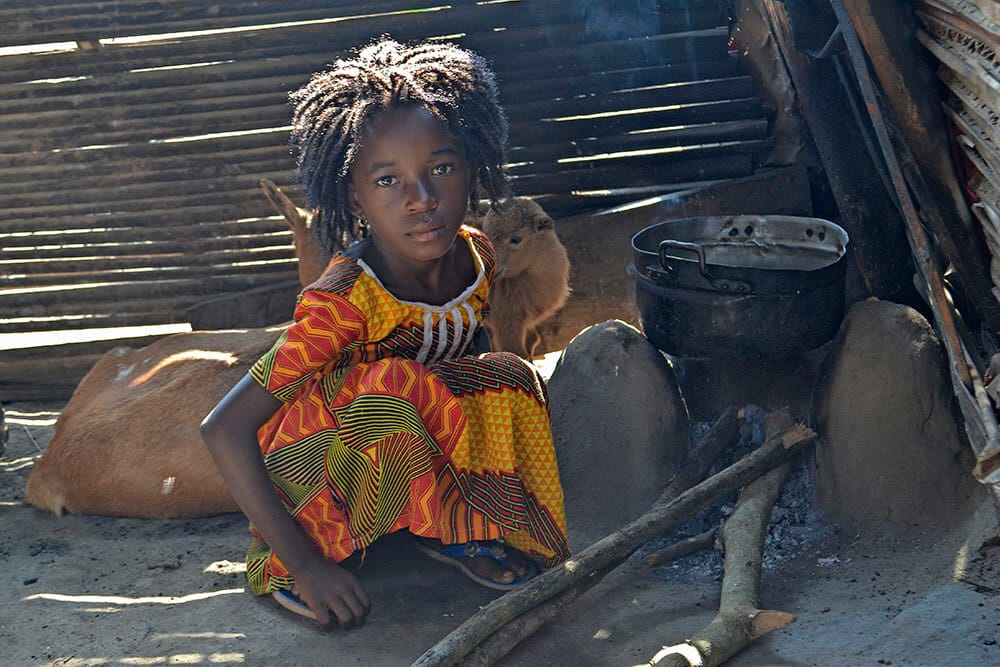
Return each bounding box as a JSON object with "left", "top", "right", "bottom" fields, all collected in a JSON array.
[{"left": 659, "top": 240, "right": 753, "bottom": 293}]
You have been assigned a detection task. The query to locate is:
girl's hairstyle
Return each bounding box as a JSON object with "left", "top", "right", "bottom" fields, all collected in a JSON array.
[{"left": 289, "top": 37, "right": 511, "bottom": 252}]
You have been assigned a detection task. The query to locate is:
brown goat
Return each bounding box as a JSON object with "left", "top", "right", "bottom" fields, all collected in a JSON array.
[
  {"left": 24, "top": 182, "right": 323, "bottom": 518},
  {"left": 25, "top": 329, "right": 281, "bottom": 517},
  {"left": 481, "top": 197, "right": 571, "bottom": 359}
]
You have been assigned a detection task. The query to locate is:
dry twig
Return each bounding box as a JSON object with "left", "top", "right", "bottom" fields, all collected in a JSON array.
[{"left": 644, "top": 527, "right": 718, "bottom": 567}]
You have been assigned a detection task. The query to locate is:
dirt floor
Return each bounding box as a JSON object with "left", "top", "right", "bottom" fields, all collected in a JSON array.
[{"left": 2, "top": 400, "right": 999, "bottom": 667}]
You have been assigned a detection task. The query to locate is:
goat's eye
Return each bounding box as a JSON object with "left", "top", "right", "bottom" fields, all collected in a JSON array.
[{"left": 510, "top": 236, "right": 522, "bottom": 245}]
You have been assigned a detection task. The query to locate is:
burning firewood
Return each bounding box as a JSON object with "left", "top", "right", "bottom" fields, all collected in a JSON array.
[
  {"left": 648, "top": 462, "right": 797, "bottom": 666},
  {"left": 649, "top": 410, "right": 798, "bottom": 665}
]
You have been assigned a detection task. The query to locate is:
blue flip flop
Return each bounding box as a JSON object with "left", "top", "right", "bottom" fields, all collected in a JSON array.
[
  {"left": 272, "top": 589, "right": 316, "bottom": 620},
  {"left": 415, "top": 539, "right": 540, "bottom": 591}
]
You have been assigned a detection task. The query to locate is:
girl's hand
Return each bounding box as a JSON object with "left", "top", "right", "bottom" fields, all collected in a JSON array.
[
  {"left": 293, "top": 559, "right": 372, "bottom": 629},
  {"left": 201, "top": 377, "right": 370, "bottom": 628}
]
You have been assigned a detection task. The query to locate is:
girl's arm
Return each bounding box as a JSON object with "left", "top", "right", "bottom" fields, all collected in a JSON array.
[{"left": 200, "top": 375, "right": 371, "bottom": 627}]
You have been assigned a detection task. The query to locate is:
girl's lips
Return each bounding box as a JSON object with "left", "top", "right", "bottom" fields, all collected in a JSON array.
[{"left": 408, "top": 226, "right": 444, "bottom": 242}]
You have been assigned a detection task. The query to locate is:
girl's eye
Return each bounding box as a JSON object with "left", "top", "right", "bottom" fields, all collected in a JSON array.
[
  {"left": 375, "top": 175, "right": 398, "bottom": 187},
  {"left": 510, "top": 236, "right": 522, "bottom": 245},
  {"left": 432, "top": 163, "right": 454, "bottom": 176}
]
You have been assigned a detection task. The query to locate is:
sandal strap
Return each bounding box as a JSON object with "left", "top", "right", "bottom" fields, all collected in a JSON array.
[{"left": 463, "top": 540, "right": 506, "bottom": 560}]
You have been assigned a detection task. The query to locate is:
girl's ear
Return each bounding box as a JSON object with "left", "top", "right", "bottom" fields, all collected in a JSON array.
[{"left": 347, "top": 182, "right": 365, "bottom": 219}]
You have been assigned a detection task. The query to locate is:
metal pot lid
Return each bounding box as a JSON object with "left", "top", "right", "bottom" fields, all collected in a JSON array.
[{"left": 632, "top": 215, "right": 849, "bottom": 272}]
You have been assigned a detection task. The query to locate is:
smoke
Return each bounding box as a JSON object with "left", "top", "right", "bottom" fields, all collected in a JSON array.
[
  {"left": 577, "top": 0, "right": 669, "bottom": 42},
  {"left": 527, "top": 0, "right": 708, "bottom": 83}
]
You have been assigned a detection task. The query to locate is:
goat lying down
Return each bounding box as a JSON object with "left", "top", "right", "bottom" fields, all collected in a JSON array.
[
  {"left": 24, "top": 330, "right": 280, "bottom": 517},
  {"left": 25, "top": 182, "right": 316, "bottom": 519}
]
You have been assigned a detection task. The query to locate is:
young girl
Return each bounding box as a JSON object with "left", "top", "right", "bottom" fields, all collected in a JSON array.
[{"left": 200, "top": 37, "right": 571, "bottom": 629}]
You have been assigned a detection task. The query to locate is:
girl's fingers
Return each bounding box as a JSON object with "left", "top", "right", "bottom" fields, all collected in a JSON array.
[
  {"left": 353, "top": 582, "right": 372, "bottom": 612},
  {"left": 327, "top": 597, "right": 359, "bottom": 629},
  {"left": 342, "top": 589, "right": 370, "bottom": 623},
  {"left": 307, "top": 598, "right": 332, "bottom": 627}
]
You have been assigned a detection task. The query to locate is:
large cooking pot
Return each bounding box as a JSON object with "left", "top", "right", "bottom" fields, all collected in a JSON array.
[{"left": 631, "top": 215, "right": 849, "bottom": 358}]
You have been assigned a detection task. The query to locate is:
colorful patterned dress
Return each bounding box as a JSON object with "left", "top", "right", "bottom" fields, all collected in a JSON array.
[{"left": 245, "top": 225, "right": 570, "bottom": 595}]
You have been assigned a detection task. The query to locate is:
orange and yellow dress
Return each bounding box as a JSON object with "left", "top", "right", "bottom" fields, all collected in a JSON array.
[{"left": 245, "top": 225, "right": 570, "bottom": 595}]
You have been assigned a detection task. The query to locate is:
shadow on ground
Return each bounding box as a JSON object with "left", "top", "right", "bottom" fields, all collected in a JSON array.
[{"left": 3, "top": 402, "right": 998, "bottom": 666}]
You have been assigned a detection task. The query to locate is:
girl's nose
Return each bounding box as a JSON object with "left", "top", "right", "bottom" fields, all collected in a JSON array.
[{"left": 408, "top": 178, "right": 439, "bottom": 212}]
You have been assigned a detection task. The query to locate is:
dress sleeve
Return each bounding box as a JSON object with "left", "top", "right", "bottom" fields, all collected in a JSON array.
[
  {"left": 465, "top": 225, "right": 496, "bottom": 282},
  {"left": 249, "top": 288, "right": 367, "bottom": 401}
]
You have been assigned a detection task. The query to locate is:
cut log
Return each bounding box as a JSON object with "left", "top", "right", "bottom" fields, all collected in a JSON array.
[
  {"left": 412, "top": 422, "right": 816, "bottom": 667},
  {"left": 648, "top": 461, "right": 796, "bottom": 666}
]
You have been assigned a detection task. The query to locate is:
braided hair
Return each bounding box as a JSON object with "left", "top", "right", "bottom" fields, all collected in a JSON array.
[{"left": 289, "top": 37, "right": 511, "bottom": 252}]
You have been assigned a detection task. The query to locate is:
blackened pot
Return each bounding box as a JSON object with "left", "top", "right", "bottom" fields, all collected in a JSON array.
[{"left": 631, "top": 215, "right": 849, "bottom": 358}]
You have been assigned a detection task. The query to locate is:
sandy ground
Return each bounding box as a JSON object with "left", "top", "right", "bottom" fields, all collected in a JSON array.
[{"left": 2, "top": 401, "right": 998, "bottom": 667}]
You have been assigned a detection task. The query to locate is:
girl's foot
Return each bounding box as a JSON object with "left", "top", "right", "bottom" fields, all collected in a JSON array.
[{"left": 415, "top": 538, "right": 539, "bottom": 590}]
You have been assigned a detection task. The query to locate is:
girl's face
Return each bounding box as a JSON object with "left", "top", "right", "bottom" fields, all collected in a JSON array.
[{"left": 348, "top": 104, "right": 473, "bottom": 270}]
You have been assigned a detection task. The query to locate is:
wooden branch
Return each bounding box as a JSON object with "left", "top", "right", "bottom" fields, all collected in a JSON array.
[
  {"left": 648, "top": 461, "right": 797, "bottom": 666},
  {"left": 413, "top": 423, "right": 816, "bottom": 667},
  {"left": 467, "top": 521, "right": 718, "bottom": 666},
  {"left": 644, "top": 527, "right": 718, "bottom": 567},
  {"left": 460, "top": 581, "right": 593, "bottom": 666},
  {"left": 660, "top": 406, "right": 741, "bottom": 502}
]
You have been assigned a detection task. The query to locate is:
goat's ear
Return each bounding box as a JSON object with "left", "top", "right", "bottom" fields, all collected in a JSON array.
[
  {"left": 261, "top": 179, "right": 309, "bottom": 229},
  {"left": 300, "top": 207, "right": 316, "bottom": 228},
  {"left": 535, "top": 214, "right": 554, "bottom": 231}
]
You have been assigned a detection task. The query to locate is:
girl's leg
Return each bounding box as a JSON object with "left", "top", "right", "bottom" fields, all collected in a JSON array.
[
  {"left": 251, "top": 354, "right": 568, "bottom": 594},
  {"left": 426, "top": 352, "right": 571, "bottom": 566}
]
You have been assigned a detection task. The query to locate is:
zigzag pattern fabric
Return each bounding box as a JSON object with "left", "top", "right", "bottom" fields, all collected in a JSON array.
[{"left": 245, "top": 226, "right": 570, "bottom": 595}]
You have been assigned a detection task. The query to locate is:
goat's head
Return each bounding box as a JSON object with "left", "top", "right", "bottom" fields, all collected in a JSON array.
[{"left": 481, "top": 197, "right": 555, "bottom": 279}]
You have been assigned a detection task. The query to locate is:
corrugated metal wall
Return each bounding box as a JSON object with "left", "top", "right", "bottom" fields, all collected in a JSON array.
[
  {"left": 0, "top": 0, "right": 772, "bottom": 399},
  {"left": 915, "top": 1, "right": 1000, "bottom": 304}
]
